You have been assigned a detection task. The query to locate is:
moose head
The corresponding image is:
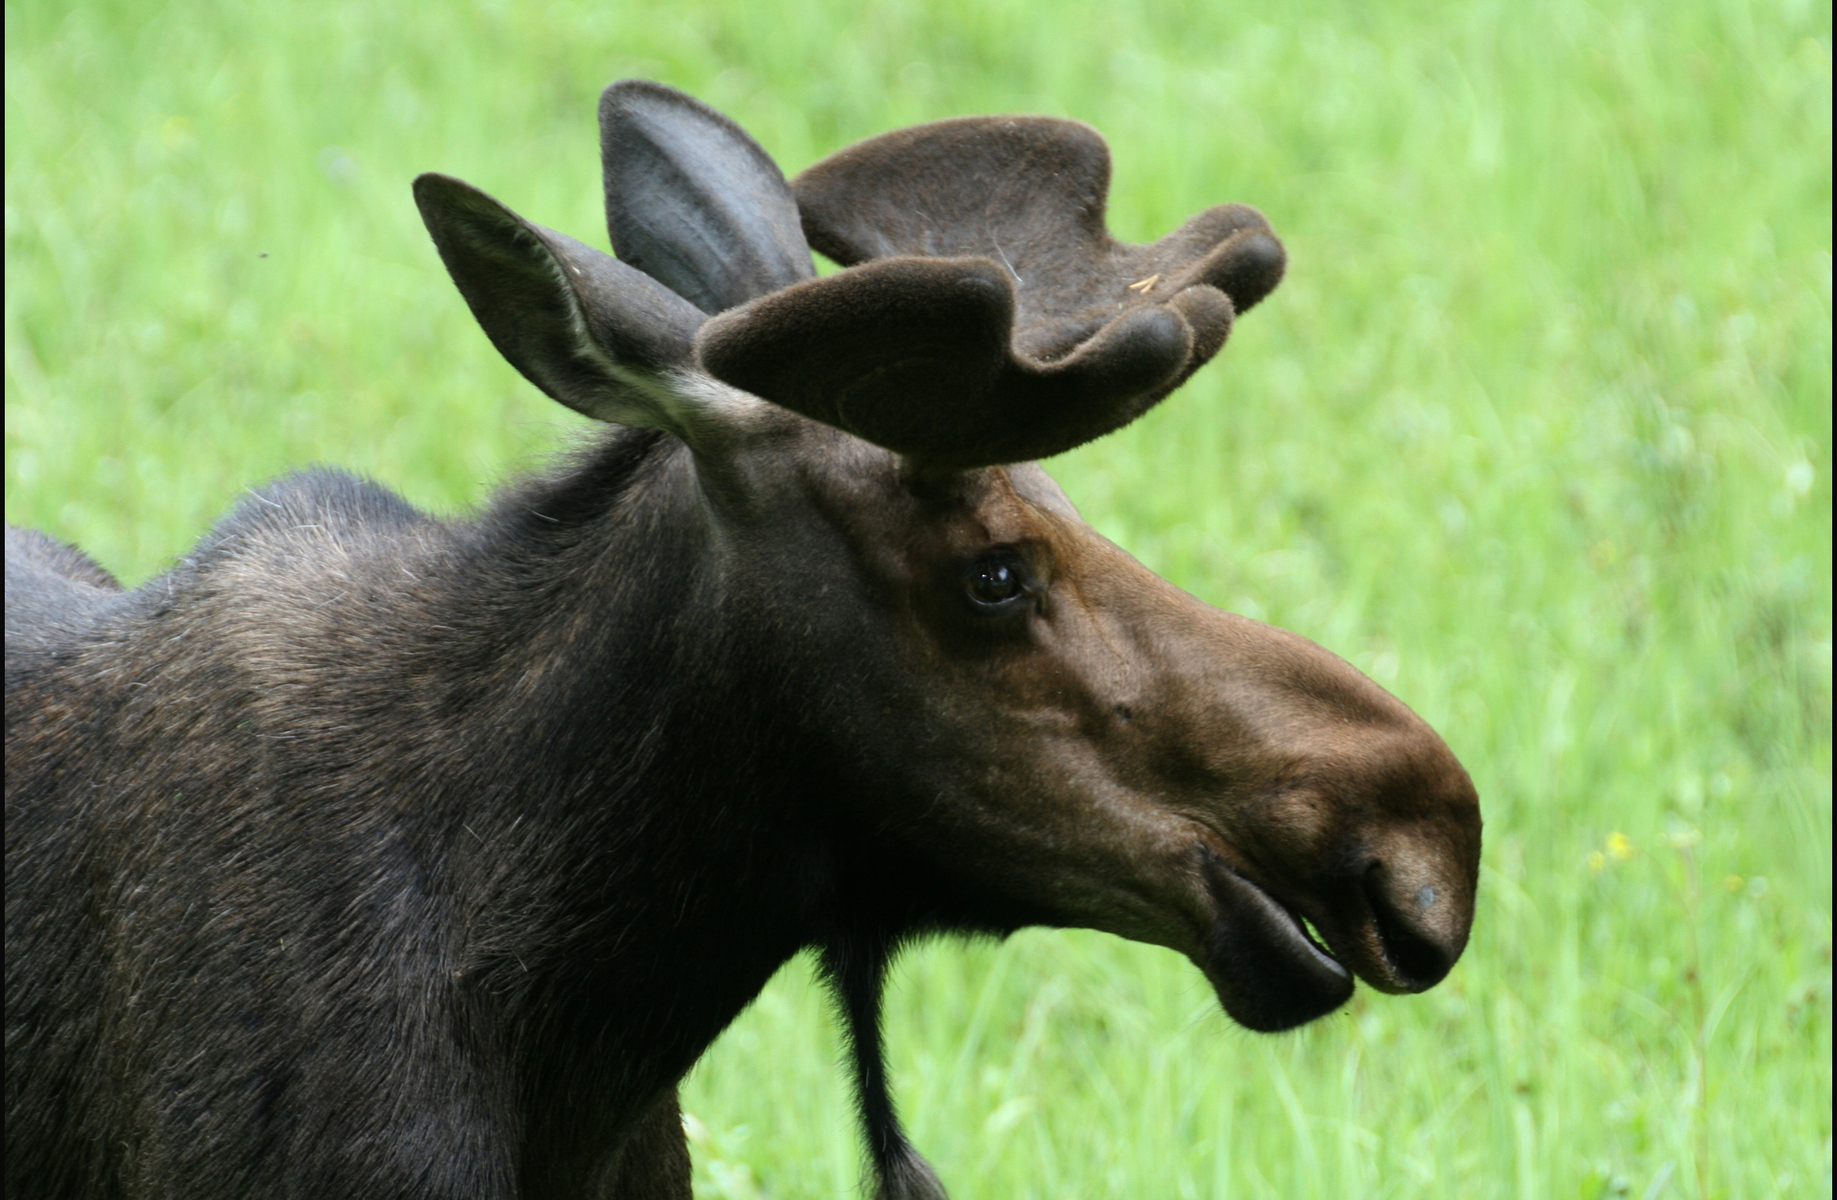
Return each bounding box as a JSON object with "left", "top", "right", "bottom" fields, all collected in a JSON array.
[{"left": 411, "top": 81, "right": 1480, "bottom": 1194}]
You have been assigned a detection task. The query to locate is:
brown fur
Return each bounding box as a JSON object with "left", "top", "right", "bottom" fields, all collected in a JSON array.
[{"left": 5, "top": 82, "right": 1480, "bottom": 1199}]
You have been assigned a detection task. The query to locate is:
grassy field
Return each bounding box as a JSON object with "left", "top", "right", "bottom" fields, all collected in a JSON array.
[{"left": 5, "top": 0, "right": 1829, "bottom": 1196}]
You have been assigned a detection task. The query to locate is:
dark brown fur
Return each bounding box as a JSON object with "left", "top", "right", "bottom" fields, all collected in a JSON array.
[{"left": 6, "top": 83, "right": 1480, "bottom": 1199}]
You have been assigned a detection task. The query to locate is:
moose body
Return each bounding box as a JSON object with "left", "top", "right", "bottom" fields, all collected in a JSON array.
[{"left": 6, "top": 84, "right": 1481, "bottom": 1199}]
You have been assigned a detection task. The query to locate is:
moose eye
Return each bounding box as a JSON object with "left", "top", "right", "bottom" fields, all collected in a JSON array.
[{"left": 962, "top": 554, "right": 1030, "bottom": 611}]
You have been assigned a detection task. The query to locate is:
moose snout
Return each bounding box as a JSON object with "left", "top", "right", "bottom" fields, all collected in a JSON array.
[
  {"left": 1358, "top": 860, "right": 1462, "bottom": 991},
  {"left": 1329, "top": 831, "right": 1476, "bottom": 994}
]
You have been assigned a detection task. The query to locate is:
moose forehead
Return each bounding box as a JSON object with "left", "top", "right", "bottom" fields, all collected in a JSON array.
[
  {"left": 809, "top": 443, "right": 1079, "bottom": 558},
  {"left": 693, "top": 412, "right": 1074, "bottom": 576}
]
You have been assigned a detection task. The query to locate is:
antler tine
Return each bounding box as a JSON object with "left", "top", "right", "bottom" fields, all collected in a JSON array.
[{"left": 694, "top": 115, "right": 1285, "bottom": 468}]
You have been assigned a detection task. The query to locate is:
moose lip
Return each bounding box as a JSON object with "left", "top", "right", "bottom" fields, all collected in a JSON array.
[
  {"left": 1197, "top": 856, "right": 1354, "bottom": 1033},
  {"left": 1266, "top": 893, "right": 1344, "bottom": 974}
]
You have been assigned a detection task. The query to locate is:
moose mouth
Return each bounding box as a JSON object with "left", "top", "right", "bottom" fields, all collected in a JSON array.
[{"left": 1197, "top": 854, "right": 1354, "bottom": 1032}]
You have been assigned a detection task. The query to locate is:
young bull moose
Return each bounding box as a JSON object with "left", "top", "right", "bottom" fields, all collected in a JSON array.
[{"left": 5, "top": 82, "right": 1481, "bottom": 1199}]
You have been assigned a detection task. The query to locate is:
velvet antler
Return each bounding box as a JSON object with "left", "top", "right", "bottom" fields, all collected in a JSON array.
[
  {"left": 695, "top": 115, "right": 1285, "bottom": 469},
  {"left": 422, "top": 83, "right": 1283, "bottom": 470}
]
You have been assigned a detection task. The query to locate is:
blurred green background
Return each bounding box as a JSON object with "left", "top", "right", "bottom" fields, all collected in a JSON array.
[{"left": 5, "top": 1, "right": 1829, "bottom": 1196}]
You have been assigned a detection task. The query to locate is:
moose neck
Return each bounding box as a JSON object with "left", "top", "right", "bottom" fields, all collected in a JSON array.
[{"left": 399, "top": 428, "right": 831, "bottom": 1177}]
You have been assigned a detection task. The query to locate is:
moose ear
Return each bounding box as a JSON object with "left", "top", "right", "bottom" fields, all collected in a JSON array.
[
  {"left": 600, "top": 80, "right": 816, "bottom": 315},
  {"left": 414, "top": 172, "right": 713, "bottom": 433}
]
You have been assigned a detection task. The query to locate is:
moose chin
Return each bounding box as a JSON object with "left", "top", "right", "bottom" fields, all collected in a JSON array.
[{"left": 5, "top": 81, "right": 1480, "bottom": 1200}]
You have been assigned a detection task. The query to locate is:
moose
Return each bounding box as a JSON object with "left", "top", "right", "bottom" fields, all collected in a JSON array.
[{"left": 5, "top": 82, "right": 1481, "bottom": 1199}]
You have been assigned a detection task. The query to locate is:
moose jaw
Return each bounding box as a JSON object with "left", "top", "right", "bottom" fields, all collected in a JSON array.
[{"left": 4, "top": 82, "right": 1481, "bottom": 1199}]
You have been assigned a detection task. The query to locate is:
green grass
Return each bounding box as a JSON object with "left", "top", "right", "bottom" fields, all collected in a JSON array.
[{"left": 5, "top": 0, "right": 1829, "bottom": 1196}]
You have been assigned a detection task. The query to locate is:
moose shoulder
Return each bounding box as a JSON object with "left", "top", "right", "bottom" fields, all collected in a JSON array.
[{"left": 4, "top": 82, "right": 1480, "bottom": 1200}]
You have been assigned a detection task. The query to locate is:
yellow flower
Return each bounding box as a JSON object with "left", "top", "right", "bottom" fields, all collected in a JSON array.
[
  {"left": 1588, "top": 851, "right": 1607, "bottom": 872},
  {"left": 1607, "top": 832, "right": 1635, "bottom": 861}
]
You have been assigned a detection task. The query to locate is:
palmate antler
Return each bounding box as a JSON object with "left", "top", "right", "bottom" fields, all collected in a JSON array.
[
  {"left": 419, "top": 82, "right": 1283, "bottom": 473},
  {"left": 702, "top": 113, "right": 1284, "bottom": 468}
]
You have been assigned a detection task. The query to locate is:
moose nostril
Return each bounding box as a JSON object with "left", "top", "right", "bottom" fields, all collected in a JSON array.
[{"left": 1362, "top": 870, "right": 1455, "bottom": 991}]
